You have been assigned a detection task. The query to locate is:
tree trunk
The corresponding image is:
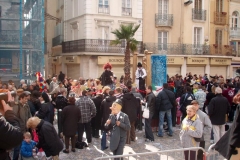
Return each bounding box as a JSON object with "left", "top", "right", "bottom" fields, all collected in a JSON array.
[{"left": 124, "top": 42, "right": 131, "bottom": 86}]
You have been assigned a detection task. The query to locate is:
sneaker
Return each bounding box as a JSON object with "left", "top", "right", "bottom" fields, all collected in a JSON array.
[
  {"left": 167, "top": 133, "right": 173, "bottom": 137},
  {"left": 156, "top": 134, "right": 163, "bottom": 137},
  {"left": 210, "top": 140, "right": 214, "bottom": 144},
  {"left": 145, "top": 139, "right": 154, "bottom": 142}
]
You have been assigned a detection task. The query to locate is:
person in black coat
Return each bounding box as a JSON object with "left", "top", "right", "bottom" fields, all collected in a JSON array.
[
  {"left": 100, "top": 63, "right": 113, "bottom": 87},
  {"left": 27, "top": 117, "right": 63, "bottom": 159},
  {"left": 100, "top": 91, "right": 116, "bottom": 150},
  {"left": 0, "top": 100, "right": 23, "bottom": 160},
  {"left": 215, "top": 93, "right": 240, "bottom": 160},
  {"left": 36, "top": 92, "right": 54, "bottom": 124},
  {"left": 61, "top": 97, "right": 81, "bottom": 153},
  {"left": 121, "top": 88, "right": 139, "bottom": 144},
  {"left": 58, "top": 71, "right": 65, "bottom": 83},
  {"left": 91, "top": 93, "right": 103, "bottom": 138}
]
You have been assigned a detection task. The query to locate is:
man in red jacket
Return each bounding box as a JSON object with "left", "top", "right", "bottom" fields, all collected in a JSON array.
[{"left": 222, "top": 83, "right": 235, "bottom": 122}]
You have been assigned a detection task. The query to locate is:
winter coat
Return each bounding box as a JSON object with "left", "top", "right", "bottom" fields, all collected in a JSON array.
[
  {"left": 207, "top": 94, "right": 230, "bottom": 125},
  {"left": 156, "top": 89, "right": 175, "bottom": 111},
  {"left": 62, "top": 105, "right": 81, "bottom": 136},
  {"left": 0, "top": 111, "right": 23, "bottom": 160},
  {"left": 20, "top": 140, "right": 36, "bottom": 158},
  {"left": 194, "top": 89, "right": 206, "bottom": 109},
  {"left": 222, "top": 88, "right": 235, "bottom": 106},
  {"left": 179, "top": 115, "right": 203, "bottom": 148},
  {"left": 146, "top": 92, "right": 156, "bottom": 118},
  {"left": 14, "top": 103, "right": 32, "bottom": 133},
  {"left": 100, "top": 96, "right": 116, "bottom": 131},
  {"left": 36, "top": 120, "right": 63, "bottom": 157},
  {"left": 100, "top": 70, "right": 113, "bottom": 86},
  {"left": 91, "top": 95, "right": 103, "bottom": 130},
  {"left": 215, "top": 104, "right": 240, "bottom": 160},
  {"left": 196, "top": 109, "right": 212, "bottom": 135},
  {"left": 55, "top": 95, "right": 68, "bottom": 110},
  {"left": 121, "top": 93, "right": 139, "bottom": 123},
  {"left": 36, "top": 102, "right": 54, "bottom": 124}
]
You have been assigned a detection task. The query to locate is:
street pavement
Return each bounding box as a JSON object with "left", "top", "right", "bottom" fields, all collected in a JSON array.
[{"left": 58, "top": 125, "right": 226, "bottom": 160}]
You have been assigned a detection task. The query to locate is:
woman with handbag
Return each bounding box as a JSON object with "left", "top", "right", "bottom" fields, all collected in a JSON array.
[{"left": 179, "top": 105, "right": 203, "bottom": 160}]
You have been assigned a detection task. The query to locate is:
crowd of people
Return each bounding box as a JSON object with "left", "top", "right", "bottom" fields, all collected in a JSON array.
[{"left": 0, "top": 63, "right": 240, "bottom": 160}]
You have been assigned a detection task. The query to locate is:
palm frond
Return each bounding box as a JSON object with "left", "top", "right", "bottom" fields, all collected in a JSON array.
[
  {"left": 110, "top": 39, "right": 121, "bottom": 46},
  {"left": 129, "top": 38, "right": 139, "bottom": 52}
]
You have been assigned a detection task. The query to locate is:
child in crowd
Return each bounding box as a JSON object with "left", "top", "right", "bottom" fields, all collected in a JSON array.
[{"left": 20, "top": 132, "right": 38, "bottom": 160}]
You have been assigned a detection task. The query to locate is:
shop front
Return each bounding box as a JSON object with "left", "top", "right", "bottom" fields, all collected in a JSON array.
[
  {"left": 186, "top": 57, "right": 208, "bottom": 76},
  {"left": 51, "top": 56, "right": 62, "bottom": 76},
  {"left": 63, "top": 56, "right": 80, "bottom": 79},
  {"left": 210, "top": 58, "right": 231, "bottom": 79},
  {"left": 97, "top": 56, "right": 133, "bottom": 79},
  {"left": 167, "top": 57, "right": 184, "bottom": 77}
]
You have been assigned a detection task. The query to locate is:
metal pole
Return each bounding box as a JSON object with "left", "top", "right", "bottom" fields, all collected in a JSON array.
[
  {"left": 41, "top": 0, "right": 45, "bottom": 76},
  {"left": 19, "top": 0, "right": 23, "bottom": 80},
  {"left": 58, "top": 109, "right": 63, "bottom": 137}
]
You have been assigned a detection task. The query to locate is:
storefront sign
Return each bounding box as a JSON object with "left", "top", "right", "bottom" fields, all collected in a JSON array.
[
  {"left": 62, "top": 56, "right": 80, "bottom": 64},
  {"left": 210, "top": 58, "right": 231, "bottom": 65},
  {"left": 98, "top": 56, "right": 133, "bottom": 65},
  {"left": 187, "top": 57, "right": 208, "bottom": 65},
  {"left": 167, "top": 57, "right": 184, "bottom": 65}
]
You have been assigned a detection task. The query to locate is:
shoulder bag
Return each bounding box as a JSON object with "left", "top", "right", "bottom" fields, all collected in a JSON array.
[{"left": 142, "top": 103, "right": 149, "bottom": 119}]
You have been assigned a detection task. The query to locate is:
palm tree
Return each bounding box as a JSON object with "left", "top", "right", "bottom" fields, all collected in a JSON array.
[{"left": 111, "top": 24, "right": 140, "bottom": 86}]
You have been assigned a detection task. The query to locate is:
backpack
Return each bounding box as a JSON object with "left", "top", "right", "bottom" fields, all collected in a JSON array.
[{"left": 180, "top": 93, "right": 195, "bottom": 112}]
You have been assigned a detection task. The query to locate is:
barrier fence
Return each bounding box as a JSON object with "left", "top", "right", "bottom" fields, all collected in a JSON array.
[{"left": 94, "top": 145, "right": 225, "bottom": 160}]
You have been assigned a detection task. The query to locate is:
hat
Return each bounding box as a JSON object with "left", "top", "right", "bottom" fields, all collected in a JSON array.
[
  {"left": 23, "top": 91, "right": 31, "bottom": 95},
  {"left": 96, "top": 90, "right": 102, "bottom": 95},
  {"left": 114, "top": 99, "right": 122, "bottom": 107},
  {"left": 215, "top": 87, "right": 222, "bottom": 94},
  {"left": 137, "top": 62, "right": 142, "bottom": 67},
  {"left": 103, "top": 62, "right": 112, "bottom": 70},
  {"left": 17, "top": 89, "right": 24, "bottom": 94}
]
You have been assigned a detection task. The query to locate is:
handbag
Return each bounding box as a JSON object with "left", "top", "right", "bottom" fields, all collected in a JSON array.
[{"left": 142, "top": 103, "right": 149, "bottom": 119}]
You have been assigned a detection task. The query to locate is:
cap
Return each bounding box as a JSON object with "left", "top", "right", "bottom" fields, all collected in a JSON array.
[
  {"left": 23, "top": 91, "right": 31, "bottom": 95},
  {"left": 114, "top": 99, "right": 122, "bottom": 107}
]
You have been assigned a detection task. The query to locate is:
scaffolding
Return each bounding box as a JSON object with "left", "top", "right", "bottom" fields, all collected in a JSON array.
[{"left": 0, "top": 0, "right": 45, "bottom": 83}]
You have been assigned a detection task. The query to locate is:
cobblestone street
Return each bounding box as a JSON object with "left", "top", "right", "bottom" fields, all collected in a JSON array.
[{"left": 58, "top": 126, "right": 222, "bottom": 160}]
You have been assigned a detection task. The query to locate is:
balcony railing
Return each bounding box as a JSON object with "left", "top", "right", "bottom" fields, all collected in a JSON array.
[
  {"left": 192, "top": 9, "right": 206, "bottom": 21},
  {"left": 230, "top": 27, "right": 240, "bottom": 39},
  {"left": 98, "top": 5, "right": 110, "bottom": 14},
  {"left": 144, "top": 43, "right": 234, "bottom": 56},
  {"left": 52, "top": 35, "right": 63, "bottom": 47},
  {"left": 62, "top": 39, "right": 143, "bottom": 54},
  {"left": 122, "top": 7, "right": 132, "bottom": 16},
  {"left": 210, "top": 44, "right": 233, "bottom": 56},
  {"left": 155, "top": 14, "right": 173, "bottom": 27},
  {"left": 214, "top": 12, "right": 227, "bottom": 25}
]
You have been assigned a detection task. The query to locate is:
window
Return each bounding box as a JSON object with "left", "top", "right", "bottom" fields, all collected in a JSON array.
[
  {"left": 158, "top": 0, "right": 168, "bottom": 14},
  {"left": 194, "top": 0, "right": 202, "bottom": 10},
  {"left": 231, "top": 11, "right": 239, "bottom": 29},
  {"left": 122, "top": 0, "right": 132, "bottom": 16},
  {"left": 215, "top": 29, "right": 222, "bottom": 45},
  {"left": 122, "top": 0, "right": 131, "bottom": 8},
  {"left": 158, "top": 31, "right": 168, "bottom": 50},
  {"left": 99, "top": 0, "right": 109, "bottom": 14},
  {"left": 194, "top": 27, "right": 202, "bottom": 46},
  {"left": 216, "top": 0, "right": 223, "bottom": 12},
  {"left": 98, "top": 26, "right": 109, "bottom": 40}
]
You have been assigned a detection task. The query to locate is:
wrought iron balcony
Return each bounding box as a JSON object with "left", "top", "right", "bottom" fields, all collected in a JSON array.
[
  {"left": 144, "top": 43, "right": 234, "bottom": 56},
  {"left": 210, "top": 44, "right": 234, "bottom": 56},
  {"left": 192, "top": 9, "right": 206, "bottom": 21},
  {"left": 52, "top": 35, "right": 63, "bottom": 47},
  {"left": 214, "top": 12, "right": 227, "bottom": 25},
  {"left": 98, "top": 5, "right": 110, "bottom": 14},
  {"left": 62, "top": 39, "right": 143, "bottom": 54},
  {"left": 155, "top": 14, "right": 173, "bottom": 27},
  {"left": 122, "top": 7, "right": 132, "bottom": 16},
  {"left": 230, "top": 27, "right": 240, "bottom": 39}
]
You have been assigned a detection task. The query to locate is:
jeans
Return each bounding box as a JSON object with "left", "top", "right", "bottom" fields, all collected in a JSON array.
[
  {"left": 145, "top": 116, "right": 154, "bottom": 141},
  {"left": 13, "top": 144, "right": 21, "bottom": 160},
  {"left": 101, "top": 131, "right": 107, "bottom": 150},
  {"left": 158, "top": 109, "right": 173, "bottom": 136}
]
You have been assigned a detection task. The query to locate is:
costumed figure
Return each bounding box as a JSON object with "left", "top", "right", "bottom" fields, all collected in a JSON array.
[
  {"left": 36, "top": 72, "right": 47, "bottom": 93},
  {"left": 135, "top": 62, "right": 147, "bottom": 97},
  {"left": 105, "top": 99, "right": 131, "bottom": 158},
  {"left": 100, "top": 62, "right": 114, "bottom": 89},
  {"left": 214, "top": 93, "right": 240, "bottom": 160}
]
